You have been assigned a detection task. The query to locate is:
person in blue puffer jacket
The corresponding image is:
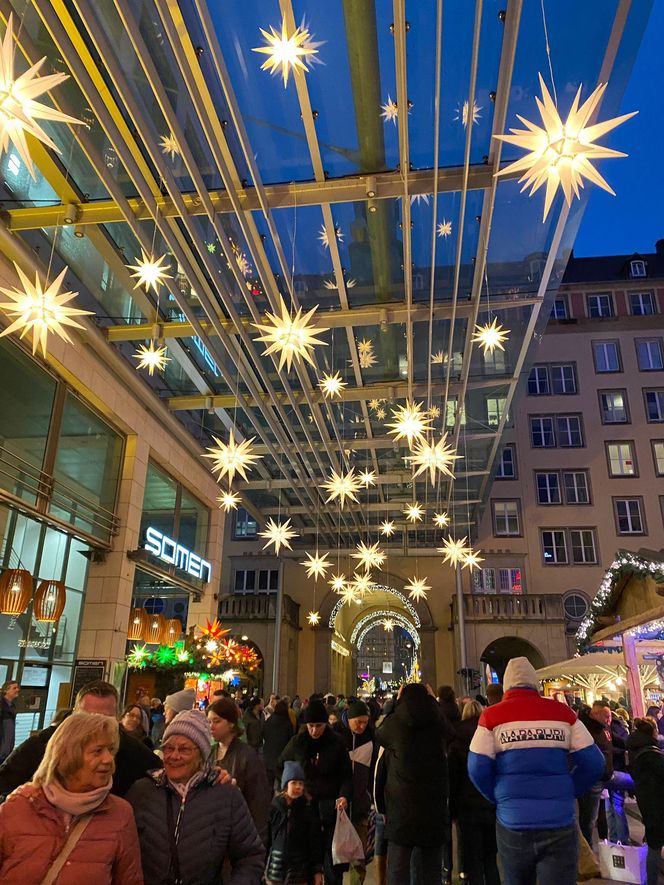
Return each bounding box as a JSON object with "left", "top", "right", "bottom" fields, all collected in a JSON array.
[{"left": 468, "top": 656, "right": 604, "bottom": 885}]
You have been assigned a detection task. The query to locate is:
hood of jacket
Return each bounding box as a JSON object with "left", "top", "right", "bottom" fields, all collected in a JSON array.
[
  {"left": 395, "top": 694, "right": 441, "bottom": 728},
  {"left": 452, "top": 715, "right": 479, "bottom": 749},
  {"left": 627, "top": 729, "right": 659, "bottom": 754}
]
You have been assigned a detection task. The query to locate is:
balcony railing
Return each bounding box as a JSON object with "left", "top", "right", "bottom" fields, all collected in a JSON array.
[
  {"left": 453, "top": 593, "right": 564, "bottom": 623},
  {"left": 218, "top": 593, "right": 300, "bottom": 628}
]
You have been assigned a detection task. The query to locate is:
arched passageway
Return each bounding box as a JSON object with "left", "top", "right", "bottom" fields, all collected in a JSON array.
[{"left": 481, "top": 636, "right": 545, "bottom": 682}]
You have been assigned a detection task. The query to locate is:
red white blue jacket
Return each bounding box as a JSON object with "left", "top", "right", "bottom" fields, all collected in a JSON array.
[{"left": 468, "top": 688, "right": 604, "bottom": 830}]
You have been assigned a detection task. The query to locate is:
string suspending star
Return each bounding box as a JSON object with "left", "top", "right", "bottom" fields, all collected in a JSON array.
[
  {"left": 259, "top": 518, "right": 298, "bottom": 555},
  {"left": 300, "top": 551, "right": 331, "bottom": 581},
  {"left": 252, "top": 18, "right": 320, "bottom": 88},
  {"left": 128, "top": 249, "right": 172, "bottom": 294},
  {"left": 252, "top": 297, "right": 329, "bottom": 371},
  {"left": 203, "top": 430, "right": 262, "bottom": 484},
  {"left": 133, "top": 341, "right": 170, "bottom": 376},
  {"left": 472, "top": 317, "right": 509, "bottom": 355}
]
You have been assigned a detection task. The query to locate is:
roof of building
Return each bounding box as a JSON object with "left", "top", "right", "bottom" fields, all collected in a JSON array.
[{"left": 563, "top": 241, "right": 664, "bottom": 284}]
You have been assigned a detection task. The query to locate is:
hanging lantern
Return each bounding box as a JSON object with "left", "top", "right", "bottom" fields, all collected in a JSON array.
[
  {"left": 33, "top": 580, "right": 66, "bottom": 622},
  {"left": 165, "top": 618, "right": 182, "bottom": 645},
  {"left": 127, "top": 607, "right": 149, "bottom": 641},
  {"left": 0, "top": 569, "right": 33, "bottom": 616},
  {"left": 145, "top": 613, "right": 167, "bottom": 645}
]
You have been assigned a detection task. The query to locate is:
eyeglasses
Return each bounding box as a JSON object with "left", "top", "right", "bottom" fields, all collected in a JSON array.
[{"left": 162, "top": 744, "right": 197, "bottom": 757}]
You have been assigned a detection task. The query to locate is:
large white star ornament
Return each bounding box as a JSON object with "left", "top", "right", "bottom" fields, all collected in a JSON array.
[
  {"left": 380, "top": 520, "right": 395, "bottom": 537},
  {"left": 437, "top": 220, "right": 452, "bottom": 238},
  {"left": 329, "top": 574, "right": 347, "bottom": 593},
  {"left": 307, "top": 610, "right": 320, "bottom": 626},
  {"left": 462, "top": 549, "right": 484, "bottom": 571},
  {"left": 128, "top": 249, "right": 172, "bottom": 294},
  {"left": 380, "top": 95, "right": 399, "bottom": 124},
  {"left": 404, "top": 502, "right": 425, "bottom": 523},
  {"left": 318, "top": 371, "right": 347, "bottom": 399},
  {"left": 494, "top": 73, "right": 637, "bottom": 221},
  {"left": 405, "top": 576, "right": 431, "bottom": 602},
  {"left": 472, "top": 317, "right": 509, "bottom": 355},
  {"left": 160, "top": 133, "right": 180, "bottom": 161},
  {"left": 352, "top": 541, "right": 385, "bottom": 573},
  {"left": 259, "top": 518, "right": 298, "bottom": 555},
  {"left": 438, "top": 536, "right": 471, "bottom": 566},
  {"left": 300, "top": 551, "right": 331, "bottom": 581},
  {"left": 252, "top": 19, "right": 321, "bottom": 88},
  {"left": 387, "top": 400, "right": 433, "bottom": 447},
  {"left": 133, "top": 341, "right": 170, "bottom": 375},
  {"left": 252, "top": 297, "right": 329, "bottom": 371},
  {"left": 322, "top": 468, "right": 361, "bottom": 507},
  {"left": 408, "top": 434, "right": 460, "bottom": 485},
  {"left": 203, "top": 431, "right": 262, "bottom": 484},
  {"left": 359, "top": 470, "right": 376, "bottom": 488},
  {"left": 218, "top": 490, "right": 241, "bottom": 512}
]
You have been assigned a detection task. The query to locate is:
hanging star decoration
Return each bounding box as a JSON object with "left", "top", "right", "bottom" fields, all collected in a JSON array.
[
  {"left": 351, "top": 571, "right": 373, "bottom": 597},
  {"left": 300, "top": 551, "right": 331, "bottom": 581},
  {"left": 438, "top": 535, "right": 471, "bottom": 566},
  {"left": 252, "top": 297, "right": 329, "bottom": 371},
  {"left": 408, "top": 434, "right": 460, "bottom": 484},
  {"left": 357, "top": 338, "right": 377, "bottom": 369},
  {"left": 323, "top": 468, "right": 361, "bottom": 506},
  {"left": 218, "top": 490, "right": 242, "bottom": 512},
  {"left": 203, "top": 430, "right": 262, "bottom": 484},
  {"left": 341, "top": 585, "right": 359, "bottom": 605},
  {"left": 318, "top": 371, "right": 347, "bottom": 399},
  {"left": 437, "top": 220, "right": 452, "bottom": 238},
  {"left": 252, "top": 18, "right": 320, "bottom": 88},
  {"left": 159, "top": 133, "right": 180, "bottom": 161},
  {"left": 198, "top": 618, "right": 231, "bottom": 641},
  {"left": 126, "top": 644, "right": 150, "bottom": 669},
  {"left": 462, "top": 549, "right": 484, "bottom": 571},
  {"left": 428, "top": 405, "right": 441, "bottom": 419},
  {"left": 318, "top": 224, "right": 343, "bottom": 249},
  {"left": 472, "top": 317, "right": 510, "bottom": 355},
  {"left": 323, "top": 278, "right": 338, "bottom": 290},
  {"left": 410, "top": 193, "right": 430, "bottom": 207},
  {"left": 307, "top": 610, "right": 321, "bottom": 626},
  {"left": 206, "top": 241, "right": 217, "bottom": 253},
  {"left": 329, "top": 574, "right": 347, "bottom": 593},
  {"left": 128, "top": 249, "right": 172, "bottom": 294},
  {"left": 380, "top": 520, "right": 395, "bottom": 537},
  {"left": 0, "top": 263, "right": 93, "bottom": 356},
  {"left": 382, "top": 618, "right": 395, "bottom": 632},
  {"left": 387, "top": 400, "right": 432, "bottom": 447},
  {"left": 259, "top": 517, "right": 298, "bottom": 555},
  {"left": 431, "top": 351, "right": 448, "bottom": 365},
  {"left": 368, "top": 398, "right": 382, "bottom": 412},
  {"left": 380, "top": 95, "right": 399, "bottom": 124},
  {"left": 495, "top": 74, "right": 637, "bottom": 221},
  {"left": 456, "top": 99, "right": 482, "bottom": 128},
  {"left": 352, "top": 541, "right": 385, "bottom": 573},
  {"left": 0, "top": 14, "right": 83, "bottom": 179},
  {"left": 405, "top": 576, "right": 430, "bottom": 602},
  {"left": 133, "top": 341, "right": 170, "bottom": 375},
  {"left": 375, "top": 406, "right": 386, "bottom": 420},
  {"left": 433, "top": 511, "right": 450, "bottom": 529},
  {"left": 359, "top": 470, "right": 376, "bottom": 488},
  {"left": 404, "top": 502, "right": 425, "bottom": 523}
]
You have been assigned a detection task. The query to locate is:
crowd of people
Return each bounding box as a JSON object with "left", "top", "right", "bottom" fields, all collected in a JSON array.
[{"left": 0, "top": 663, "right": 663, "bottom": 883}]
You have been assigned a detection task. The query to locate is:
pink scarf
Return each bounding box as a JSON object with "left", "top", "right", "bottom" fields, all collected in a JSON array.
[{"left": 42, "top": 779, "right": 112, "bottom": 819}]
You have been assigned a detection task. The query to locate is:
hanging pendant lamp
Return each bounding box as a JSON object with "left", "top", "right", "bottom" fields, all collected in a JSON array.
[
  {"left": 127, "top": 608, "right": 149, "bottom": 641},
  {"left": 33, "top": 580, "right": 66, "bottom": 622},
  {"left": 0, "top": 569, "right": 33, "bottom": 615},
  {"left": 145, "top": 613, "right": 167, "bottom": 645},
  {"left": 165, "top": 618, "right": 183, "bottom": 645}
]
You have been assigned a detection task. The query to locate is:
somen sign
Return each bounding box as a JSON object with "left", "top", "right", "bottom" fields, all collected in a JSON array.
[{"left": 143, "top": 527, "right": 212, "bottom": 583}]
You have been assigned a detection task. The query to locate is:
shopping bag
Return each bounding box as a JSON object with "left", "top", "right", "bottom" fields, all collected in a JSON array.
[
  {"left": 598, "top": 840, "right": 647, "bottom": 884},
  {"left": 332, "top": 807, "right": 365, "bottom": 865},
  {"left": 577, "top": 824, "right": 600, "bottom": 881}
]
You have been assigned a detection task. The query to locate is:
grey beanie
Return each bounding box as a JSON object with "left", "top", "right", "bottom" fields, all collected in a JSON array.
[
  {"left": 281, "top": 760, "right": 305, "bottom": 789},
  {"left": 162, "top": 709, "right": 212, "bottom": 761},
  {"left": 503, "top": 656, "right": 539, "bottom": 692},
  {"left": 164, "top": 688, "right": 196, "bottom": 714}
]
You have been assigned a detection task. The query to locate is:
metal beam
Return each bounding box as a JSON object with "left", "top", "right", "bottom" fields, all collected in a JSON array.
[
  {"left": 237, "top": 468, "right": 488, "bottom": 491},
  {"left": 262, "top": 499, "right": 482, "bottom": 517},
  {"left": 247, "top": 431, "right": 496, "bottom": 456}
]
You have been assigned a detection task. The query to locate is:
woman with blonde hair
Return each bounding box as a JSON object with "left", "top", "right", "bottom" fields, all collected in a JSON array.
[{"left": 0, "top": 712, "right": 143, "bottom": 884}]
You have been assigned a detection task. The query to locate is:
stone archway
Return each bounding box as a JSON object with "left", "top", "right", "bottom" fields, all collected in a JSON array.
[{"left": 480, "top": 636, "right": 546, "bottom": 682}]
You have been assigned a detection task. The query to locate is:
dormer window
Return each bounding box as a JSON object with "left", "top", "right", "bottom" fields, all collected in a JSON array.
[{"left": 630, "top": 260, "right": 647, "bottom": 278}]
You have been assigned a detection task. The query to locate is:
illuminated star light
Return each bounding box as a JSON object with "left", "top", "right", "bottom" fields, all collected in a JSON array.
[
  {"left": 380, "top": 95, "right": 399, "bottom": 124},
  {"left": 218, "top": 490, "right": 242, "bottom": 512},
  {"left": 206, "top": 241, "right": 217, "bottom": 253},
  {"left": 128, "top": 249, "right": 172, "bottom": 294},
  {"left": 408, "top": 434, "right": 460, "bottom": 485},
  {"left": 159, "top": 133, "right": 180, "bottom": 161},
  {"left": 133, "top": 341, "right": 170, "bottom": 376},
  {"left": 307, "top": 610, "right": 321, "bottom": 626},
  {"left": 323, "top": 468, "right": 361, "bottom": 507},
  {"left": 456, "top": 99, "right": 482, "bottom": 128},
  {"left": 472, "top": 317, "right": 510, "bottom": 355},
  {"left": 387, "top": 400, "right": 433, "bottom": 447},
  {"left": 428, "top": 405, "right": 441, "bottom": 419},
  {"left": 0, "top": 14, "right": 83, "bottom": 179},
  {"left": 438, "top": 535, "right": 471, "bottom": 566},
  {"left": 318, "top": 224, "right": 344, "bottom": 249},
  {"left": 410, "top": 193, "right": 430, "bottom": 207},
  {"left": 375, "top": 407, "right": 386, "bottom": 420},
  {"left": 203, "top": 430, "right": 262, "bottom": 484},
  {"left": 253, "top": 297, "right": 329, "bottom": 372},
  {"left": 494, "top": 73, "right": 637, "bottom": 221},
  {"left": 252, "top": 18, "right": 321, "bottom": 88},
  {"left": 368, "top": 398, "right": 382, "bottom": 411},
  {"left": 462, "top": 549, "right": 485, "bottom": 571},
  {"left": 236, "top": 253, "right": 252, "bottom": 278},
  {"left": 300, "top": 551, "right": 331, "bottom": 581},
  {"left": 352, "top": 541, "right": 385, "bottom": 573},
  {"left": 433, "top": 512, "right": 450, "bottom": 529},
  {"left": 382, "top": 619, "right": 395, "bottom": 632},
  {"left": 351, "top": 571, "right": 373, "bottom": 597},
  {"left": 431, "top": 351, "right": 448, "bottom": 365},
  {"left": 404, "top": 502, "right": 425, "bottom": 523},
  {"left": 380, "top": 520, "right": 395, "bottom": 537},
  {"left": 437, "top": 220, "right": 452, "bottom": 238},
  {"left": 259, "top": 517, "right": 298, "bottom": 555},
  {"left": 359, "top": 470, "right": 376, "bottom": 488},
  {"left": 318, "top": 371, "right": 347, "bottom": 399},
  {"left": 329, "top": 574, "right": 347, "bottom": 593},
  {"left": 0, "top": 264, "right": 92, "bottom": 356},
  {"left": 359, "top": 350, "right": 377, "bottom": 370},
  {"left": 405, "top": 576, "right": 431, "bottom": 602},
  {"left": 341, "top": 586, "right": 359, "bottom": 605}
]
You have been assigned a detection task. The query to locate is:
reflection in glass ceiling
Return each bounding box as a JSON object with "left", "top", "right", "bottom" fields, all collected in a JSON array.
[{"left": 0, "top": 0, "right": 651, "bottom": 548}]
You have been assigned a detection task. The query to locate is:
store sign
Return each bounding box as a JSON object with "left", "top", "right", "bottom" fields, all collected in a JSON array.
[{"left": 144, "top": 526, "right": 212, "bottom": 583}]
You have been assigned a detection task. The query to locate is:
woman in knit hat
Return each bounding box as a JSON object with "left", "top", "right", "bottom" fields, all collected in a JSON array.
[
  {"left": 126, "top": 709, "right": 264, "bottom": 884},
  {"left": 265, "top": 760, "right": 323, "bottom": 885},
  {"left": 343, "top": 699, "right": 378, "bottom": 885},
  {"left": 207, "top": 697, "right": 271, "bottom": 846}
]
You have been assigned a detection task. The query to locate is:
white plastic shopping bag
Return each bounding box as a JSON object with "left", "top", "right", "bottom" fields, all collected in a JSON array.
[
  {"left": 331, "top": 807, "right": 365, "bottom": 865},
  {"left": 598, "top": 840, "right": 648, "bottom": 884}
]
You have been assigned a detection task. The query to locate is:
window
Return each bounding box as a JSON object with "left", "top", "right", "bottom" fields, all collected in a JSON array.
[
  {"left": 569, "top": 529, "right": 598, "bottom": 564},
  {"left": 530, "top": 416, "right": 555, "bottom": 447},
  {"left": 599, "top": 391, "right": 628, "bottom": 424},
  {"left": 528, "top": 366, "right": 549, "bottom": 395},
  {"left": 563, "top": 593, "right": 589, "bottom": 620},
  {"left": 551, "top": 297, "right": 568, "bottom": 319},
  {"left": 486, "top": 396, "right": 506, "bottom": 428},
  {"left": 258, "top": 569, "right": 279, "bottom": 591},
  {"left": 234, "top": 569, "right": 256, "bottom": 592},
  {"left": 536, "top": 472, "right": 561, "bottom": 505},
  {"left": 630, "top": 292, "right": 655, "bottom": 315},
  {"left": 645, "top": 390, "right": 664, "bottom": 422},
  {"left": 637, "top": 339, "right": 664, "bottom": 371},
  {"left": 234, "top": 507, "right": 257, "bottom": 539},
  {"left": 606, "top": 442, "right": 637, "bottom": 477},
  {"left": 492, "top": 501, "right": 520, "bottom": 536},
  {"left": 614, "top": 498, "right": 645, "bottom": 534},
  {"left": 496, "top": 445, "right": 516, "bottom": 479},
  {"left": 556, "top": 415, "right": 583, "bottom": 447},
  {"left": 652, "top": 441, "right": 664, "bottom": 476},
  {"left": 140, "top": 461, "right": 208, "bottom": 556},
  {"left": 234, "top": 568, "right": 279, "bottom": 593},
  {"left": 541, "top": 530, "right": 567, "bottom": 564},
  {"left": 563, "top": 471, "right": 590, "bottom": 504},
  {"left": 472, "top": 566, "right": 523, "bottom": 594},
  {"left": 592, "top": 341, "right": 621, "bottom": 373},
  {"left": 472, "top": 568, "right": 496, "bottom": 594},
  {"left": 630, "top": 260, "right": 647, "bottom": 278},
  {"left": 499, "top": 567, "right": 523, "bottom": 593},
  {"left": 551, "top": 364, "right": 577, "bottom": 394},
  {"left": 445, "top": 397, "right": 466, "bottom": 429},
  {"left": 587, "top": 293, "right": 614, "bottom": 317}
]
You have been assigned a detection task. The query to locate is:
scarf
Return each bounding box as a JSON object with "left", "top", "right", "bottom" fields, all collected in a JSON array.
[{"left": 42, "top": 779, "right": 111, "bottom": 819}]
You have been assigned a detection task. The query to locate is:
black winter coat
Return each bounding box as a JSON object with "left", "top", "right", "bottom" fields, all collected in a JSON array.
[
  {"left": 610, "top": 715, "right": 629, "bottom": 772},
  {"left": 448, "top": 716, "right": 496, "bottom": 822},
  {"left": 0, "top": 723, "right": 160, "bottom": 799},
  {"left": 265, "top": 794, "right": 323, "bottom": 883},
  {"left": 126, "top": 771, "right": 265, "bottom": 884},
  {"left": 263, "top": 712, "right": 294, "bottom": 773},
  {"left": 580, "top": 713, "right": 613, "bottom": 781},
  {"left": 278, "top": 727, "right": 353, "bottom": 825},
  {"left": 377, "top": 695, "right": 451, "bottom": 847},
  {"left": 343, "top": 726, "right": 377, "bottom": 819},
  {"left": 216, "top": 737, "right": 271, "bottom": 846},
  {"left": 627, "top": 730, "right": 664, "bottom": 849},
  {"left": 243, "top": 709, "right": 265, "bottom": 750}
]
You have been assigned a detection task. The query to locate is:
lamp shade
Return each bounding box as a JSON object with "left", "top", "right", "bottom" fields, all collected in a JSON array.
[
  {"left": 33, "top": 580, "right": 66, "bottom": 622},
  {"left": 127, "top": 607, "right": 149, "bottom": 641},
  {"left": 145, "top": 613, "right": 167, "bottom": 645},
  {"left": 0, "top": 569, "right": 33, "bottom": 616},
  {"left": 165, "top": 618, "right": 183, "bottom": 645}
]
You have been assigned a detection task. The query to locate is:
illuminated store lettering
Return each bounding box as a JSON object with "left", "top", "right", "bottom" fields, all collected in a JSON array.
[{"left": 144, "top": 526, "right": 212, "bottom": 582}]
